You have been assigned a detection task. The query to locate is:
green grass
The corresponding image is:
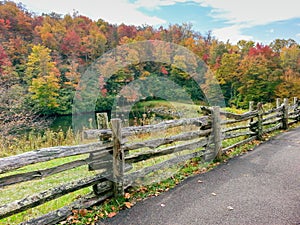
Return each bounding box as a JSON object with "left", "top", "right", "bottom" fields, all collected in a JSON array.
[
  {"left": 0, "top": 154, "right": 97, "bottom": 225},
  {"left": 130, "top": 100, "right": 201, "bottom": 123},
  {"left": 0, "top": 121, "right": 203, "bottom": 225},
  {"left": 0, "top": 128, "right": 97, "bottom": 225}
]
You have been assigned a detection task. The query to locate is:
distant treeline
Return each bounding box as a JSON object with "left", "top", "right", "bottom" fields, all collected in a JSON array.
[{"left": 0, "top": 1, "right": 300, "bottom": 117}]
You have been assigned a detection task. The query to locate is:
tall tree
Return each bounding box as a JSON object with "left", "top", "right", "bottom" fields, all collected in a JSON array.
[
  {"left": 237, "top": 53, "right": 281, "bottom": 107},
  {"left": 0, "top": 44, "right": 41, "bottom": 139},
  {"left": 25, "top": 44, "right": 61, "bottom": 114},
  {"left": 275, "top": 45, "right": 300, "bottom": 98},
  {"left": 216, "top": 53, "right": 241, "bottom": 105}
]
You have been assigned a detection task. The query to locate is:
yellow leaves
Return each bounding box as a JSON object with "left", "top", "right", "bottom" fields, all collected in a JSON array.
[
  {"left": 26, "top": 44, "right": 61, "bottom": 111},
  {"left": 140, "top": 71, "right": 151, "bottom": 79}
]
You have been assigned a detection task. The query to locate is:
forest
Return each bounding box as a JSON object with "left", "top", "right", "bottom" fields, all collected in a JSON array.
[{"left": 0, "top": 1, "right": 300, "bottom": 136}]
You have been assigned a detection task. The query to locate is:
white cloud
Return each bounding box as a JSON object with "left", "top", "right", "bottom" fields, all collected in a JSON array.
[
  {"left": 15, "top": 0, "right": 166, "bottom": 26},
  {"left": 212, "top": 25, "right": 253, "bottom": 44},
  {"left": 135, "top": 0, "right": 300, "bottom": 27},
  {"left": 297, "top": 33, "right": 300, "bottom": 37},
  {"left": 269, "top": 29, "right": 275, "bottom": 33},
  {"left": 134, "top": 0, "right": 186, "bottom": 9},
  {"left": 199, "top": 0, "right": 300, "bottom": 26},
  {"left": 133, "top": 0, "right": 300, "bottom": 43}
]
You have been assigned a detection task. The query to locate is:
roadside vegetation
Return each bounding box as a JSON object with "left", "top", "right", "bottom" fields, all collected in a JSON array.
[{"left": 1, "top": 102, "right": 298, "bottom": 225}]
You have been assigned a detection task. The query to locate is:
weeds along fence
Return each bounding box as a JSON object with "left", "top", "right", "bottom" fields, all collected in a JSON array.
[{"left": 0, "top": 98, "right": 299, "bottom": 225}]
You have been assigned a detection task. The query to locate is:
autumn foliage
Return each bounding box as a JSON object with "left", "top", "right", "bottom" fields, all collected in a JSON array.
[{"left": 0, "top": 0, "right": 299, "bottom": 119}]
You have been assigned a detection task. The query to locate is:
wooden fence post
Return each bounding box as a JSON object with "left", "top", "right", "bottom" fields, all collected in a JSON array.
[
  {"left": 111, "top": 119, "right": 124, "bottom": 197},
  {"left": 276, "top": 98, "right": 281, "bottom": 109},
  {"left": 282, "top": 98, "right": 289, "bottom": 130},
  {"left": 210, "top": 106, "right": 222, "bottom": 160},
  {"left": 97, "top": 113, "right": 109, "bottom": 129},
  {"left": 249, "top": 101, "right": 254, "bottom": 111},
  {"left": 293, "top": 97, "right": 298, "bottom": 105},
  {"left": 96, "top": 113, "right": 110, "bottom": 143},
  {"left": 257, "top": 102, "right": 263, "bottom": 140}
]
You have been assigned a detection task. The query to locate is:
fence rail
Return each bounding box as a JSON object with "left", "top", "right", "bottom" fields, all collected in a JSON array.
[{"left": 0, "top": 98, "right": 299, "bottom": 225}]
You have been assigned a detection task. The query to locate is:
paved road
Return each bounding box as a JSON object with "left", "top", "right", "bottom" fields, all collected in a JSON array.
[{"left": 100, "top": 127, "right": 300, "bottom": 225}]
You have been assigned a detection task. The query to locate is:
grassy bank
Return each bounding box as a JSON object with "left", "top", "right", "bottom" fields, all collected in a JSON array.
[{"left": 0, "top": 128, "right": 82, "bottom": 158}]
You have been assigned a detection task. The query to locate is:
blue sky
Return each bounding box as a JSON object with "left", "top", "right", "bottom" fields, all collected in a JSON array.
[{"left": 13, "top": 0, "right": 300, "bottom": 44}]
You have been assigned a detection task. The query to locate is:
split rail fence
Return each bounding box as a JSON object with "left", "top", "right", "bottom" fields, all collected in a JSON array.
[{"left": 0, "top": 98, "right": 299, "bottom": 225}]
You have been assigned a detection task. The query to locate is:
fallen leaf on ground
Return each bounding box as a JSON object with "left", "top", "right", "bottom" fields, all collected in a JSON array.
[
  {"left": 107, "top": 212, "right": 117, "bottom": 218},
  {"left": 124, "top": 202, "right": 133, "bottom": 208},
  {"left": 79, "top": 209, "right": 88, "bottom": 216},
  {"left": 124, "top": 193, "right": 131, "bottom": 199},
  {"left": 98, "top": 213, "right": 105, "bottom": 218},
  {"left": 201, "top": 168, "right": 207, "bottom": 172}
]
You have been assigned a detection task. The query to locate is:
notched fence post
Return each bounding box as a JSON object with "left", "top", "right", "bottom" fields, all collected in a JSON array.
[
  {"left": 205, "top": 106, "right": 222, "bottom": 161},
  {"left": 111, "top": 119, "right": 124, "bottom": 197},
  {"left": 96, "top": 113, "right": 111, "bottom": 143},
  {"left": 256, "top": 102, "right": 264, "bottom": 140},
  {"left": 282, "top": 98, "right": 289, "bottom": 130}
]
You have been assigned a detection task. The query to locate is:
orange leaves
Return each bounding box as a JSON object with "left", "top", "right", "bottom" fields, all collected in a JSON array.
[
  {"left": 124, "top": 193, "right": 133, "bottom": 208},
  {"left": 107, "top": 212, "right": 117, "bottom": 218},
  {"left": 124, "top": 192, "right": 131, "bottom": 199},
  {"left": 124, "top": 202, "right": 133, "bottom": 209},
  {"left": 79, "top": 209, "right": 88, "bottom": 217}
]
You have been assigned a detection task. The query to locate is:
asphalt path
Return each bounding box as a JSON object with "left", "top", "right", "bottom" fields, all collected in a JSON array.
[{"left": 99, "top": 127, "right": 300, "bottom": 225}]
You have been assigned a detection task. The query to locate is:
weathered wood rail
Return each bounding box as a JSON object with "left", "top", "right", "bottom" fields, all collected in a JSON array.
[{"left": 0, "top": 98, "right": 299, "bottom": 224}]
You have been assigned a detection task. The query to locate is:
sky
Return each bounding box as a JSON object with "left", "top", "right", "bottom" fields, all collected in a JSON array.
[{"left": 13, "top": 0, "right": 300, "bottom": 44}]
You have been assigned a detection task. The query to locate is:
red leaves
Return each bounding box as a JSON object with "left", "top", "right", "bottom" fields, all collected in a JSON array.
[
  {"left": 0, "top": 18, "right": 11, "bottom": 30},
  {"left": 0, "top": 45, "right": 12, "bottom": 75},
  {"left": 248, "top": 43, "right": 275, "bottom": 58},
  {"left": 98, "top": 76, "right": 107, "bottom": 97},
  {"left": 61, "top": 30, "right": 81, "bottom": 56},
  {"left": 161, "top": 66, "right": 168, "bottom": 75}
]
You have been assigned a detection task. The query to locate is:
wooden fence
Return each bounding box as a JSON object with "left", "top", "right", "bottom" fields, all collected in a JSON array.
[{"left": 0, "top": 98, "right": 299, "bottom": 225}]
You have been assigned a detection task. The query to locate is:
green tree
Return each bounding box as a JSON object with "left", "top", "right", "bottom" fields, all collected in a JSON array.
[
  {"left": 237, "top": 54, "right": 281, "bottom": 107},
  {"left": 216, "top": 53, "right": 241, "bottom": 105},
  {"left": 237, "top": 40, "right": 255, "bottom": 56}
]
